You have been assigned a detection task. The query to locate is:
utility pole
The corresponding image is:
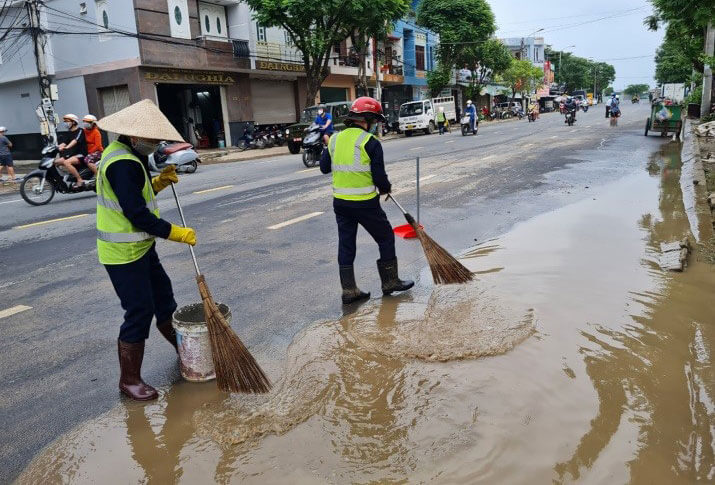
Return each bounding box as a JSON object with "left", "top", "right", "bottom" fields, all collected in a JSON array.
[
  {"left": 26, "top": 0, "right": 57, "bottom": 144},
  {"left": 701, "top": 21, "right": 714, "bottom": 118}
]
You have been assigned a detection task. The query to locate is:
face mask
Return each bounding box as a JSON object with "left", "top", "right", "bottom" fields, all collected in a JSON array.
[
  {"left": 318, "top": 110, "right": 324, "bottom": 115},
  {"left": 132, "top": 139, "right": 157, "bottom": 156},
  {"left": 84, "top": 123, "right": 93, "bottom": 129}
]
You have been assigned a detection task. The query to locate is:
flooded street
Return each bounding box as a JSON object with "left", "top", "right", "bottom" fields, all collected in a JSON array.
[{"left": 16, "top": 137, "right": 715, "bottom": 484}]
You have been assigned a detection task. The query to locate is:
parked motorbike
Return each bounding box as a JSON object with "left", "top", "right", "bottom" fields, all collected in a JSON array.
[
  {"left": 512, "top": 107, "right": 525, "bottom": 120},
  {"left": 237, "top": 129, "right": 258, "bottom": 151},
  {"left": 302, "top": 122, "right": 323, "bottom": 167},
  {"left": 272, "top": 126, "right": 286, "bottom": 146},
  {"left": 20, "top": 145, "right": 96, "bottom": 206},
  {"left": 461, "top": 115, "right": 478, "bottom": 136},
  {"left": 149, "top": 141, "right": 200, "bottom": 174},
  {"left": 581, "top": 103, "right": 589, "bottom": 112}
]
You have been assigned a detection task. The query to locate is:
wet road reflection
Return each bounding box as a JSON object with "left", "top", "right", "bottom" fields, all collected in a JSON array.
[{"left": 17, "top": 142, "right": 715, "bottom": 484}]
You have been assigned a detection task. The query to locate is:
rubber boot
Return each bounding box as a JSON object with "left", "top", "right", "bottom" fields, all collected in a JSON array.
[
  {"left": 118, "top": 339, "right": 158, "bottom": 401},
  {"left": 377, "top": 258, "right": 414, "bottom": 296},
  {"left": 156, "top": 318, "right": 178, "bottom": 353},
  {"left": 339, "top": 265, "right": 370, "bottom": 304}
]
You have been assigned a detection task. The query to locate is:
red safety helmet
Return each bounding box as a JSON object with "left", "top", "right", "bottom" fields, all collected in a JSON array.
[{"left": 347, "top": 96, "right": 386, "bottom": 122}]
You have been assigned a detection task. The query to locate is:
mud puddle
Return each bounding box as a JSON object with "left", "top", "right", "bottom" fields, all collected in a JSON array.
[{"left": 18, "top": 142, "right": 715, "bottom": 484}]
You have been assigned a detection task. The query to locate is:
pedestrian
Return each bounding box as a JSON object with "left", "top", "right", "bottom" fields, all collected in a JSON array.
[
  {"left": 436, "top": 106, "right": 447, "bottom": 135},
  {"left": 83, "top": 114, "right": 103, "bottom": 176},
  {"left": 95, "top": 99, "right": 197, "bottom": 401},
  {"left": 320, "top": 96, "right": 414, "bottom": 304},
  {"left": 0, "top": 126, "right": 16, "bottom": 183}
]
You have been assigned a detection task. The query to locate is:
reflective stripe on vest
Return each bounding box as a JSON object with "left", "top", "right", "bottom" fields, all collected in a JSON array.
[
  {"left": 96, "top": 141, "right": 158, "bottom": 265},
  {"left": 328, "top": 128, "right": 378, "bottom": 201}
]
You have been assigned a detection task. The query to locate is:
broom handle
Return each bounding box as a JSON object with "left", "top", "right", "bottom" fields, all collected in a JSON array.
[
  {"left": 170, "top": 183, "right": 201, "bottom": 276},
  {"left": 386, "top": 193, "right": 408, "bottom": 215}
]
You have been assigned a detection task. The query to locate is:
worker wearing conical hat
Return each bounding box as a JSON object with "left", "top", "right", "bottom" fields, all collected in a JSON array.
[
  {"left": 96, "top": 99, "right": 196, "bottom": 401},
  {"left": 320, "top": 96, "right": 414, "bottom": 304}
]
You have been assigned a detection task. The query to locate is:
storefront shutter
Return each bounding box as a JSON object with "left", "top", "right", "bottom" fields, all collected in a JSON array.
[{"left": 250, "top": 79, "right": 297, "bottom": 125}]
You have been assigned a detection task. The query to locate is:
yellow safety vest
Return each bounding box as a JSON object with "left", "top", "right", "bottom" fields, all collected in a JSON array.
[
  {"left": 96, "top": 141, "right": 159, "bottom": 265},
  {"left": 328, "top": 127, "right": 377, "bottom": 201}
]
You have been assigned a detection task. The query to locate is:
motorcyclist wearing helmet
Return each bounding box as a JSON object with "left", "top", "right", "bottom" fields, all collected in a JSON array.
[
  {"left": 564, "top": 96, "right": 577, "bottom": 123},
  {"left": 56, "top": 114, "right": 89, "bottom": 188},
  {"left": 465, "top": 100, "right": 477, "bottom": 133},
  {"left": 606, "top": 93, "right": 617, "bottom": 118},
  {"left": 315, "top": 104, "right": 333, "bottom": 146},
  {"left": 83, "top": 114, "right": 104, "bottom": 175},
  {"left": 320, "top": 96, "right": 414, "bottom": 304}
]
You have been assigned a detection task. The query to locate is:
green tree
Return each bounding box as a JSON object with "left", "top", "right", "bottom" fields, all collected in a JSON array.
[
  {"left": 350, "top": 0, "right": 409, "bottom": 96},
  {"left": 654, "top": 22, "right": 704, "bottom": 83},
  {"left": 604, "top": 86, "right": 614, "bottom": 96},
  {"left": 547, "top": 47, "right": 615, "bottom": 94},
  {"left": 426, "top": 64, "right": 452, "bottom": 97},
  {"left": 417, "top": 0, "right": 498, "bottom": 105},
  {"left": 244, "top": 0, "right": 409, "bottom": 106},
  {"left": 456, "top": 38, "right": 513, "bottom": 101},
  {"left": 624, "top": 84, "right": 650, "bottom": 96},
  {"left": 499, "top": 59, "right": 543, "bottom": 106}
]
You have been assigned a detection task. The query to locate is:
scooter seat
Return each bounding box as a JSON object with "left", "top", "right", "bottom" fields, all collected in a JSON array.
[{"left": 160, "top": 142, "right": 193, "bottom": 155}]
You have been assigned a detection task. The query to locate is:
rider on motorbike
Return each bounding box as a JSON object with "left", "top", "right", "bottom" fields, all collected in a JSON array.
[
  {"left": 56, "top": 114, "right": 89, "bottom": 188},
  {"left": 564, "top": 97, "right": 577, "bottom": 123},
  {"left": 83, "top": 114, "right": 103, "bottom": 176},
  {"left": 528, "top": 101, "right": 539, "bottom": 119},
  {"left": 465, "top": 100, "right": 477, "bottom": 133},
  {"left": 315, "top": 105, "right": 333, "bottom": 146}
]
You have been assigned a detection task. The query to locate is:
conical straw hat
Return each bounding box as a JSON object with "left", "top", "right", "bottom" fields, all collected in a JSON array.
[{"left": 97, "top": 99, "right": 184, "bottom": 142}]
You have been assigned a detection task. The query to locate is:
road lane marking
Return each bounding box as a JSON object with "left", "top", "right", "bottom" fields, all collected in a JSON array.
[
  {"left": 0, "top": 305, "right": 32, "bottom": 319},
  {"left": 483, "top": 155, "right": 496, "bottom": 160},
  {"left": 409, "top": 146, "right": 424, "bottom": 151},
  {"left": 193, "top": 185, "right": 233, "bottom": 195},
  {"left": 268, "top": 211, "right": 324, "bottom": 230},
  {"left": 0, "top": 199, "right": 22, "bottom": 205},
  {"left": 569, "top": 129, "right": 578, "bottom": 133},
  {"left": 445, "top": 140, "right": 455, "bottom": 144},
  {"left": 14, "top": 214, "right": 89, "bottom": 230},
  {"left": 298, "top": 167, "right": 319, "bottom": 173},
  {"left": 420, "top": 174, "right": 437, "bottom": 181},
  {"left": 551, "top": 135, "right": 558, "bottom": 139}
]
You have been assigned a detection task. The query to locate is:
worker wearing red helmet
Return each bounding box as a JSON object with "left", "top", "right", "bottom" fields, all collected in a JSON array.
[{"left": 320, "top": 96, "right": 414, "bottom": 304}]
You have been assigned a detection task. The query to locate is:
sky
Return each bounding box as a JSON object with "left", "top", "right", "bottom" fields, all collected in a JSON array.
[{"left": 486, "top": 0, "right": 665, "bottom": 90}]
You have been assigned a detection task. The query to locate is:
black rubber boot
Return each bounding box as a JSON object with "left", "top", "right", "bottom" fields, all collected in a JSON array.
[
  {"left": 340, "top": 265, "right": 370, "bottom": 304},
  {"left": 377, "top": 259, "right": 414, "bottom": 296}
]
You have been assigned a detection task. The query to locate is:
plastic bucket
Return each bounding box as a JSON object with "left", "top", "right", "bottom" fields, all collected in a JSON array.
[{"left": 172, "top": 303, "right": 231, "bottom": 382}]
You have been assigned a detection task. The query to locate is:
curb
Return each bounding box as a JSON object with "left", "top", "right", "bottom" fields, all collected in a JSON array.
[{"left": 692, "top": 123, "right": 715, "bottom": 229}]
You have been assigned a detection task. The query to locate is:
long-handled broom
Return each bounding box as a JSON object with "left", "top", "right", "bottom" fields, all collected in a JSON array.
[
  {"left": 170, "top": 184, "right": 271, "bottom": 393},
  {"left": 387, "top": 194, "right": 473, "bottom": 285}
]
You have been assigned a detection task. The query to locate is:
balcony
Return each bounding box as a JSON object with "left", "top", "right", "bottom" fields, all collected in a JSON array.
[
  {"left": 328, "top": 55, "right": 374, "bottom": 77},
  {"left": 255, "top": 41, "right": 302, "bottom": 64}
]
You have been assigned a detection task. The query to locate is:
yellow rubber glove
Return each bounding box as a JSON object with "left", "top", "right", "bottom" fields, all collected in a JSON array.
[
  {"left": 168, "top": 225, "right": 196, "bottom": 246},
  {"left": 151, "top": 165, "right": 179, "bottom": 193}
]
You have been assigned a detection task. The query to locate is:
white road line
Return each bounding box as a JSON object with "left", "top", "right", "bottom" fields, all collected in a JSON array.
[
  {"left": 15, "top": 214, "right": 89, "bottom": 230},
  {"left": 0, "top": 305, "right": 32, "bottom": 319},
  {"left": 410, "top": 146, "right": 424, "bottom": 151},
  {"left": 445, "top": 140, "right": 455, "bottom": 144},
  {"left": 420, "top": 174, "right": 437, "bottom": 181},
  {"left": 483, "top": 155, "right": 496, "bottom": 160},
  {"left": 551, "top": 135, "right": 558, "bottom": 139},
  {"left": 0, "top": 199, "right": 22, "bottom": 205},
  {"left": 267, "top": 211, "right": 324, "bottom": 230},
  {"left": 298, "top": 167, "right": 319, "bottom": 173},
  {"left": 193, "top": 185, "right": 233, "bottom": 195},
  {"left": 569, "top": 129, "right": 578, "bottom": 133}
]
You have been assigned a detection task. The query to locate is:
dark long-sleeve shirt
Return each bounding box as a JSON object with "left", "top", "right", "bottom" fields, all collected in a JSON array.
[
  {"left": 320, "top": 131, "right": 391, "bottom": 208},
  {"left": 105, "top": 157, "right": 172, "bottom": 239}
]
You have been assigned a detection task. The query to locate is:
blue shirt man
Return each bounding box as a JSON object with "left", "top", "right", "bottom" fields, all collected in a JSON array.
[
  {"left": 315, "top": 106, "right": 333, "bottom": 145},
  {"left": 465, "top": 101, "right": 477, "bottom": 132}
]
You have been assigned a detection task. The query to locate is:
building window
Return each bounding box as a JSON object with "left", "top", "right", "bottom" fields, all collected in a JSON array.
[
  {"left": 257, "top": 24, "right": 266, "bottom": 42},
  {"left": 204, "top": 15, "right": 210, "bottom": 33},
  {"left": 168, "top": 0, "right": 190, "bottom": 39},
  {"left": 95, "top": 0, "right": 109, "bottom": 42},
  {"left": 216, "top": 17, "right": 221, "bottom": 35},
  {"left": 199, "top": 2, "right": 227, "bottom": 39},
  {"left": 415, "top": 45, "right": 425, "bottom": 71},
  {"left": 284, "top": 30, "right": 292, "bottom": 46}
]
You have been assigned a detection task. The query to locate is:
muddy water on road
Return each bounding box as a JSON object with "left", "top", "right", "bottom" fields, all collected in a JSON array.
[{"left": 18, "top": 143, "right": 714, "bottom": 484}]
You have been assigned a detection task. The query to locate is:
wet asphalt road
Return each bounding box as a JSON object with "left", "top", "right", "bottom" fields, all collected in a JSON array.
[{"left": 0, "top": 104, "right": 663, "bottom": 480}]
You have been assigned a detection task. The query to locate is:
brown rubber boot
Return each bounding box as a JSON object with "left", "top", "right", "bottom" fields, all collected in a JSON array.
[
  {"left": 118, "top": 339, "right": 158, "bottom": 401},
  {"left": 156, "top": 319, "right": 178, "bottom": 353}
]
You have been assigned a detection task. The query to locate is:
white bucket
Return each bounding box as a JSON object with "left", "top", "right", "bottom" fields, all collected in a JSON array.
[{"left": 172, "top": 303, "right": 231, "bottom": 382}]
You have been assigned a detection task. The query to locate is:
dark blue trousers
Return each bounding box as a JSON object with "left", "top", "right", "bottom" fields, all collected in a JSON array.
[
  {"left": 105, "top": 244, "right": 177, "bottom": 343},
  {"left": 334, "top": 203, "right": 396, "bottom": 266}
]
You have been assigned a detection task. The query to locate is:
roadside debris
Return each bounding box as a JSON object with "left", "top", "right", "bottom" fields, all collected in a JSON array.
[
  {"left": 694, "top": 121, "right": 715, "bottom": 137},
  {"left": 658, "top": 238, "right": 690, "bottom": 272}
]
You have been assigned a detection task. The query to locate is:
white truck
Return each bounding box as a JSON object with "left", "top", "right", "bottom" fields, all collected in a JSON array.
[{"left": 398, "top": 96, "right": 456, "bottom": 136}]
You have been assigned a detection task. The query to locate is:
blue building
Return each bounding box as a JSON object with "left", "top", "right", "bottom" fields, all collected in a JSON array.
[{"left": 379, "top": 1, "right": 439, "bottom": 120}]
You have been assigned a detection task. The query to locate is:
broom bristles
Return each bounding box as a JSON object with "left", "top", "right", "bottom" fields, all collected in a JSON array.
[
  {"left": 197, "top": 275, "right": 271, "bottom": 393},
  {"left": 409, "top": 220, "right": 473, "bottom": 285}
]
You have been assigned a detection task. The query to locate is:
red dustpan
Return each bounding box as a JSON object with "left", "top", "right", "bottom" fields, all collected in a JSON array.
[{"left": 394, "top": 223, "right": 423, "bottom": 239}]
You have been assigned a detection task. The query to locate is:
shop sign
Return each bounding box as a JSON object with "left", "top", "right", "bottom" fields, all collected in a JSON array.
[
  {"left": 256, "top": 60, "right": 305, "bottom": 72},
  {"left": 144, "top": 69, "right": 235, "bottom": 84}
]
